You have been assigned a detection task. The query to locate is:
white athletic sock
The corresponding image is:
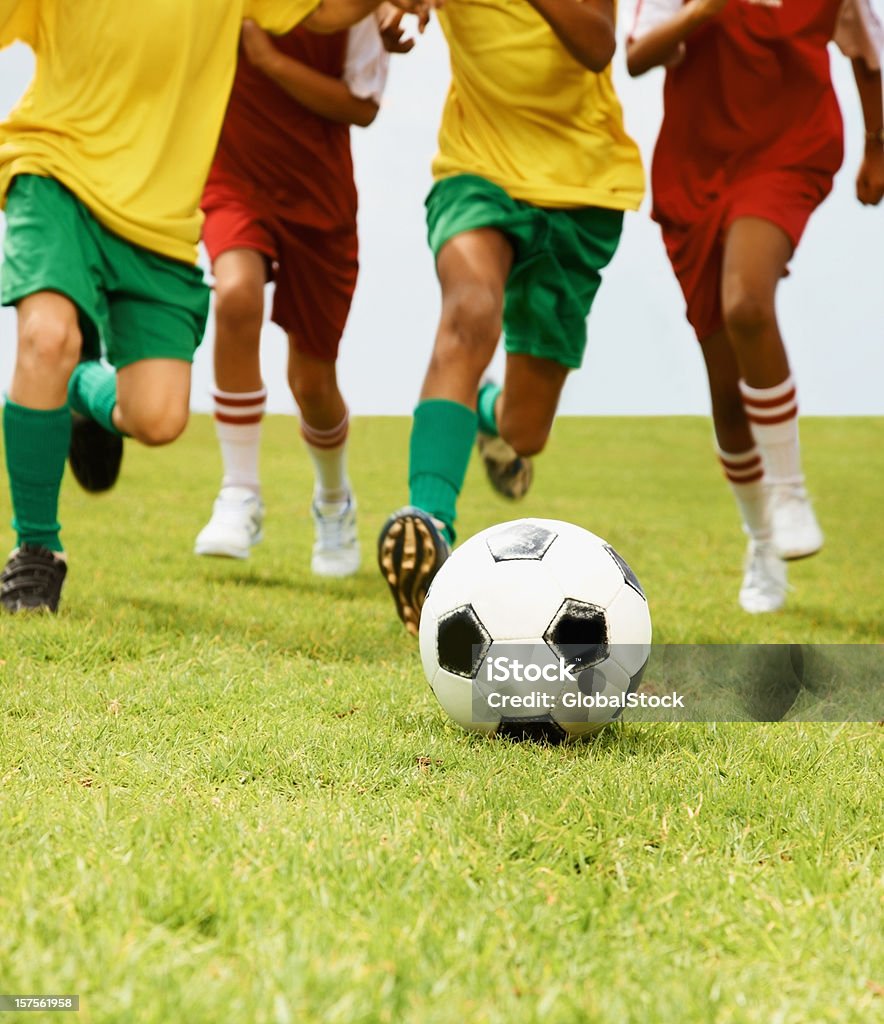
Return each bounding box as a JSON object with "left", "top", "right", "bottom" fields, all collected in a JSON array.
[
  {"left": 717, "top": 445, "right": 771, "bottom": 541},
  {"left": 301, "top": 412, "right": 350, "bottom": 506},
  {"left": 212, "top": 385, "right": 267, "bottom": 493},
  {"left": 739, "top": 375, "right": 803, "bottom": 485}
]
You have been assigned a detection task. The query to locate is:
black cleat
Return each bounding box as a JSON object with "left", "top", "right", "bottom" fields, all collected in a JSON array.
[
  {"left": 377, "top": 506, "right": 450, "bottom": 636},
  {"left": 68, "top": 412, "right": 123, "bottom": 493},
  {"left": 0, "top": 544, "right": 68, "bottom": 613}
]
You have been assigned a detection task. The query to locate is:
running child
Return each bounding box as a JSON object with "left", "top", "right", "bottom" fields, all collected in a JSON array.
[
  {"left": 0, "top": 0, "right": 423, "bottom": 613},
  {"left": 193, "top": 15, "right": 391, "bottom": 577},
  {"left": 627, "top": 0, "right": 883, "bottom": 612},
  {"left": 377, "top": 0, "right": 645, "bottom": 634}
]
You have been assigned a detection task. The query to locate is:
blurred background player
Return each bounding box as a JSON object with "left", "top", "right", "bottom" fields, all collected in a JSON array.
[
  {"left": 627, "top": 0, "right": 884, "bottom": 612},
  {"left": 193, "top": 15, "right": 394, "bottom": 576},
  {"left": 377, "top": 0, "right": 644, "bottom": 634},
  {"left": 0, "top": 0, "right": 426, "bottom": 613}
]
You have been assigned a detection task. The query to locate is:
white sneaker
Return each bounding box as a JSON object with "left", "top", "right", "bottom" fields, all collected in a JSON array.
[
  {"left": 739, "top": 538, "right": 788, "bottom": 614},
  {"left": 311, "top": 494, "right": 360, "bottom": 577},
  {"left": 768, "top": 483, "right": 824, "bottom": 560},
  {"left": 194, "top": 486, "right": 264, "bottom": 559}
]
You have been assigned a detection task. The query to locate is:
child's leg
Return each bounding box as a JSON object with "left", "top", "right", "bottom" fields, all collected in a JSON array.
[
  {"left": 114, "top": 358, "right": 191, "bottom": 444},
  {"left": 288, "top": 342, "right": 359, "bottom": 577},
  {"left": 378, "top": 227, "right": 511, "bottom": 635},
  {"left": 497, "top": 353, "right": 568, "bottom": 458},
  {"left": 474, "top": 353, "right": 566, "bottom": 502},
  {"left": 194, "top": 248, "right": 266, "bottom": 559},
  {"left": 5, "top": 292, "right": 80, "bottom": 551},
  {"left": 698, "top": 327, "right": 787, "bottom": 614},
  {"left": 721, "top": 217, "right": 822, "bottom": 559},
  {"left": 410, "top": 227, "right": 513, "bottom": 540},
  {"left": 288, "top": 343, "right": 348, "bottom": 503},
  {"left": 210, "top": 248, "right": 267, "bottom": 492},
  {"left": 1, "top": 292, "right": 81, "bottom": 611},
  {"left": 721, "top": 217, "right": 800, "bottom": 482},
  {"left": 699, "top": 329, "right": 770, "bottom": 541}
]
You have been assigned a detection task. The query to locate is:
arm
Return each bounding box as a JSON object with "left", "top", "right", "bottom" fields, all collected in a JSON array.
[
  {"left": 241, "top": 21, "right": 379, "bottom": 126},
  {"left": 852, "top": 57, "right": 884, "bottom": 205},
  {"left": 304, "top": 0, "right": 430, "bottom": 35},
  {"left": 525, "top": 0, "right": 615, "bottom": 73},
  {"left": 626, "top": 0, "right": 728, "bottom": 77}
]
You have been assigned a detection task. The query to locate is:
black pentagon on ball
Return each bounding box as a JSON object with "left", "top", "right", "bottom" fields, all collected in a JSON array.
[
  {"left": 485, "top": 521, "right": 557, "bottom": 562},
  {"left": 497, "top": 716, "right": 568, "bottom": 745},
  {"left": 436, "top": 604, "right": 492, "bottom": 679},
  {"left": 604, "top": 544, "right": 646, "bottom": 599},
  {"left": 544, "top": 598, "right": 609, "bottom": 671}
]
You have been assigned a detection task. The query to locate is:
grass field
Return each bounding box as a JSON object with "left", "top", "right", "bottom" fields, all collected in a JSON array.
[{"left": 1, "top": 416, "right": 882, "bottom": 1024}]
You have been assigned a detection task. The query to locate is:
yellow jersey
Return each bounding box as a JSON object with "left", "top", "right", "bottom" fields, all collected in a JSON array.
[
  {"left": 0, "top": 0, "right": 318, "bottom": 264},
  {"left": 434, "top": 0, "right": 645, "bottom": 210}
]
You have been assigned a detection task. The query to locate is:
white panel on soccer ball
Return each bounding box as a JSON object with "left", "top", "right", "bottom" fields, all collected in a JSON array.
[
  {"left": 431, "top": 666, "right": 499, "bottom": 733},
  {"left": 606, "top": 585, "right": 652, "bottom": 676},
  {"left": 424, "top": 533, "right": 495, "bottom": 619},
  {"left": 554, "top": 656, "right": 630, "bottom": 728},
  {"left": 475, "top": 642, "right": 566, "bottom": 719},
  {"left": 469, "top": 560, "right": 564, "bottom": 640},
  {"left": 419, "top": 600, "right": 441, "bottom": 683},
  {"left": 540, "top": 528, "right": 625, "bottom": 612}
]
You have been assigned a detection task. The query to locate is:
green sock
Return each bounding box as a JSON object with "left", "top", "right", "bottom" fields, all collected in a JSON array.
[
  {"left": 409, "top": 399, "right": 477, "bottom": 544},
  {"left": 68, "top": 360, "right": 122, "bottom": 436},
  {"left": 3, "top": 399, "right": 71, "bottom": 553},
  {"left": 477, "top": 381, "right": 502, "bottom": 437}
]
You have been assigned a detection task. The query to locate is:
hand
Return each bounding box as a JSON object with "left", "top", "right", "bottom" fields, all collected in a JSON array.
[
  {"left": 856, "top": 143, "right": 884, "bottom": 206},
  {"left": 240, "top": 19, "right": 279, "bottom": 73},
  {"left": 388, "top": 0, "right": 436, "bottom": 24},
  {"left": 378, "top": 5, "right": 427, "bottom": 53}
]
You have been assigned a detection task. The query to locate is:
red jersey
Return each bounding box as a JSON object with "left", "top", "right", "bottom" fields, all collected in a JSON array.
[
  {"left": 205, "top": 23, "right": 385, "bottom": 232},
  {"left": 631, "top": 0, "right": 882, "bottom": 226},
  {"left": 629, "top": 0, "right": 882, "bottom": 339}
]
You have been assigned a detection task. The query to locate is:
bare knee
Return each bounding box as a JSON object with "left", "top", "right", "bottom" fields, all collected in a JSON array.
[
  {"left": 124, "top": 401, "right": 189, "bottom": 446},
  {"left": 214, "top": 274, "right": 263, "bottom": 337},
  {"left": 17, "top": 305, "right": 81, "bottom": 377},
  {"left": 443, "top": 281, "right": 503, "bottom": 345},
  {"left": 430, "top": 282, "right": 503, "bottom": 381},
  {"left": 290, "top": 366, "right": 337, "bottom": 413},
  {"left": 722, "top": 286, "right": 776, "bottom": 342}
]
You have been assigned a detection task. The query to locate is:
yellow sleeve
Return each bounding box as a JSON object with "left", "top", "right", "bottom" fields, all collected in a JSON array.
[
  {"left": 1, "top": 0, "right": 36, "bottom": 48},
  {"left": 244, "top": 0, "right": 321, "bottom": 34}
]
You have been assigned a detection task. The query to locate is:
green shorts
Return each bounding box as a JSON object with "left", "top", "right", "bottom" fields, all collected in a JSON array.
[
  {"left": 426, "top": 174, "right": 623, "bottom": 369},
  {"left": 1, "top": 174, "right": 209, "bottom": 368}
]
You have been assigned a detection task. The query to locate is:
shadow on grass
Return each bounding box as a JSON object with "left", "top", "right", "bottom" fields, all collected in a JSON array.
[{"left": 117, "top": 593, "right": 393, "bottom": 663}]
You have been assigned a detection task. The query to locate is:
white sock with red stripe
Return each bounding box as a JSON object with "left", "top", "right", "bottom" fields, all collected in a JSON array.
[
  {"left": 717, "top": 445, "right": 771, "bottom": 541},
  {"left": 739, "top": 375, "right": 803, "bottom": 485},
  {"left": 301, "top": 412, "right": 350, "bottom": 506},
  {"left": 212, "top": 385, "right": 267, "bottom": 494}
]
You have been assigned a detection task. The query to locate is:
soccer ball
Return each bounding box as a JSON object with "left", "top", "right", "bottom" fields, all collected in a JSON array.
[{"left": 418, "top": 518, "right": 652, "bottom": 742}]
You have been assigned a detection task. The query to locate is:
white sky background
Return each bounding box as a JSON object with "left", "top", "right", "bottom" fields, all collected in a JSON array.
[{"left": 0, "top": 1, "right": 882, "bottom": 415}]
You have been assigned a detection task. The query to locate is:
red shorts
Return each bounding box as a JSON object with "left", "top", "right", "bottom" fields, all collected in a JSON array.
[
  {"left": 656, "top": 170, "right": 833, "bottom": 342},
  {"left": 201, "top": 186, "right": 358, "bottom": 361}
]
